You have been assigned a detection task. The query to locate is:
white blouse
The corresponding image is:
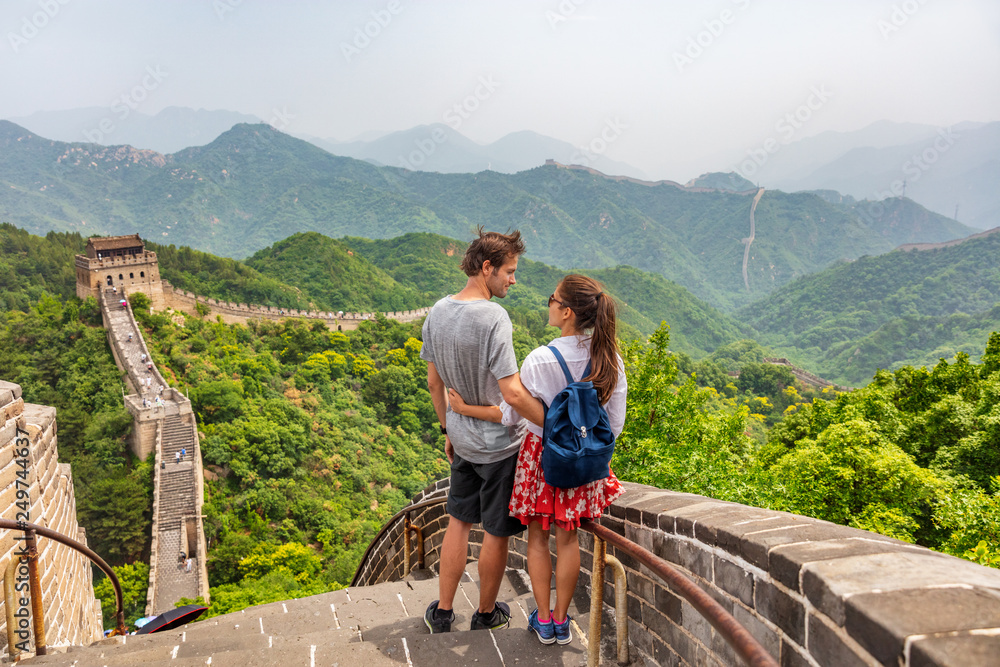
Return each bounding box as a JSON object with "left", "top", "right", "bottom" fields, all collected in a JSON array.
[{"left": 500, "top": 335, "right": 628, "bottom": 437}]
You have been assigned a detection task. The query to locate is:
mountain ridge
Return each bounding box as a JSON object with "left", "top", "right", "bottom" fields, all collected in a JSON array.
[{"left": 0, "top": 120, "right": 977, "bottom": 313}]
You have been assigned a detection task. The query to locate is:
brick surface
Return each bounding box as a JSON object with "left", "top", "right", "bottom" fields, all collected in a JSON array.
[
  {"left": 806, "top": 612, "right": 876, "bottom": 667},
  {"left": 670, "top": 501, "right": 733, "bottom": 538},
  {"left": 715, "top": 556, "right": 754, "bottom": 606},
  {"left": 740, "top": 520, "right": 890, "bottom": 570},
  {"left": 845, "top": 587, "right": 1000, "bottom": 666},
  {"left": 732, "top": 601, "right": 780, "bottom": 661},
  {"left": 803, "top": 550, "right": 1000, "bottom": 626},
  {"left": 770, "top": 537, "right": 923, "bottom": 591},
  {"left": 909, "top": 633, "right": 1000, "bottom": 667},
  {"left": 755, "top": 580, "right": 805, "bottom": 646}
]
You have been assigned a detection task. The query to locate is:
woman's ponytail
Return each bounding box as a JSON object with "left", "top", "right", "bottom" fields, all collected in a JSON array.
[{"left": 558, "top": 275, "right": 620, "bottom": 404}]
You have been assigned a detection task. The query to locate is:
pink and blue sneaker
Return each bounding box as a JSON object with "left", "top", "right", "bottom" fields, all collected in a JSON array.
[{"left": 528, "top": 608, "right": 556, "bottom": 645}]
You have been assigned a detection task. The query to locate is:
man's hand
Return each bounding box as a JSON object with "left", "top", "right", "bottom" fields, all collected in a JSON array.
[{"left": 444, "top": 435, "right": 454, "bottom": 464}]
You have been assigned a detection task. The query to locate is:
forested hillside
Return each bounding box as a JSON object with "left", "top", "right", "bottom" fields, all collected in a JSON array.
[
  {"left": 2, "top": 225, "right": 998, "bottom": 629},
  {"left": 742, "top": 230, "right": 1000, "bottom": 384},
  {"left": 0, "top": 121, "right": 974, "bottom": 312}
]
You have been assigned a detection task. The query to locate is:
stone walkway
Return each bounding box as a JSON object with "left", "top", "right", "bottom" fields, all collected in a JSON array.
[
  {"left": 101, "top": 289, "right": 203, "bottom": 613},
  {"left": 20, "top": 564, "right": 599, "bottom": 666}
]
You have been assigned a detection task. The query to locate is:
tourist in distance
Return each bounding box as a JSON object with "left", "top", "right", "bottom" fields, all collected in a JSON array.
[
  {"left": 448, "top": 274, "right": 627, "bottom": 646},
  {"left": 421, "top": 228, "right": 544, "bottom": 634}
]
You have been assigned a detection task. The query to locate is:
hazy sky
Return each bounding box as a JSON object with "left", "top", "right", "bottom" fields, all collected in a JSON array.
[{"left": 2, "top": 0, "right": 998, "bottom": 180}]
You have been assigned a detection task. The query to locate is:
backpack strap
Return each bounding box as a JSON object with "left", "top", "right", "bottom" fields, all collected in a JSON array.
[{"left": 547, "top": 346, "right": 575, "bottom": 384}]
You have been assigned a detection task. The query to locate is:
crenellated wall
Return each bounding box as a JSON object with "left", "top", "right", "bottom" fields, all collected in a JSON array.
[
  {"left": 356, "top": 479, "right": 1000, "bottom": 667},
  {"left": 0, "top": 381, "right": 104, "bottom": 654},
  {"left": 160, "top": 280, "right": 431, "bottom": 330}
]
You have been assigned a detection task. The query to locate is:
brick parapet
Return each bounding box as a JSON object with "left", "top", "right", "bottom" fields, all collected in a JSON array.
[
  {"left": 160, "top": 280, "right": 431, "bottom": 330},
  {"left": 0, "top": 380, "right": 103, "bottom": 653},
  {"left": 356, "top": 479, "right": 1000, "bottom": 666}
]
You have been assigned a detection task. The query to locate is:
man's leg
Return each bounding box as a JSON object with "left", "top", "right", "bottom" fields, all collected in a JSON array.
[
  {"left": 475, "top": 451, "right": 524, "bottom": 615},
  {"left": 438, "top": 516, "right": 472, "bottom": 612},
  {"left": 477, "top": 532, "right": 510, "bottom": 614}
]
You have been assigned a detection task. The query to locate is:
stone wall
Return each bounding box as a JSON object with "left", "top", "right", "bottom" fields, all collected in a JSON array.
[
  {"left": 0, "top": 381, "right": 104, "bottom": 654},
  {"left": 355, "top": 479, "right": 1000, "bottom": 667},
  {"left": 75, "top": 253, "right": 165, "bottom": 310},
  {"left": 160, "top": 280, "right": 431, "bottom": 331}
]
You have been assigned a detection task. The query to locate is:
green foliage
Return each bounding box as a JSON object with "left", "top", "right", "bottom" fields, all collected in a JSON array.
[
  {"left": 742, "top": 233, "right": 1000, "bottom": 385},
  {"left": 1, "top": 122, "right": 971, "bottom": 314},
  {"left": 237, "top": 542, "right": 323, "bottom": 583},
  {"left": 0, "top": 297, "right": 152, "bottom": 565},
  {"left": 93, "top": 562, "right": 150, "bottom": 630},
  {"left": 147, "top": 240, "right": 313, "bottom": 311},
  {"left": 613, "top": 324, "right": 764, "bottom": 505},
  {"left": 769, "top": 419, "right": 940, "bottom": 541}
]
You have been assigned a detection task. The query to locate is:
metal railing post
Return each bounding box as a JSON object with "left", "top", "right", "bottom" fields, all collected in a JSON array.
[
  {"left": 0, "top": 519, "right": 127, "bottom": 640},
  {"left": 403, "top": 515, "right": 412, "bottom": 576},
  {"left": 23, "top": 529, "right": 46, "bottom": 656},
  {"left": 581, "top": 519, "right": 778, "bottom": 667},
  {"left": 604, "top": 554, "right": 629, "bottom": 665},
  {"left": 4, "top": 557, "right": 24, "bottom": 661},
  {"left": 589, "top": 535, "right": 606, "bottom": 667}
]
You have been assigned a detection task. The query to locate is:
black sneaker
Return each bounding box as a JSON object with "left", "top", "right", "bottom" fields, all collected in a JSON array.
[
  {"left": 424, "top": 600, "right": 454, "bottom": 633},
  {"left": 470, "top": 601, "right": 512, "bottom": 631}
]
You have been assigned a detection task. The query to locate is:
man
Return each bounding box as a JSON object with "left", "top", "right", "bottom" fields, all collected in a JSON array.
[{"left": 421, "top": 228, "right": 544, "bottom": 633}]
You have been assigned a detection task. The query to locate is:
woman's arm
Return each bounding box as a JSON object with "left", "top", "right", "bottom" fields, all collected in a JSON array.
[
  {"left": 447, "top": 388, "right": 504, "bottom": 423},
  {"left": 497, "top": 373, "right": 545, "bottom": 427}
]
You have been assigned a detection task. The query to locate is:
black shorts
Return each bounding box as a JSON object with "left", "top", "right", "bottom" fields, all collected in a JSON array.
[{"left": 447, "top": 451, "right": 525, "bottom": 537}]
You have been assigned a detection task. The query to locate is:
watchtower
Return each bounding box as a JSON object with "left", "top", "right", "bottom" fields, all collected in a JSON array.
[{"left": 75, "top": 234, "right": 165, "bottom": 309}]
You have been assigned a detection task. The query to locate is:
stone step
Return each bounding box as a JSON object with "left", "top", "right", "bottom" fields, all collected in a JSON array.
[{"left": 20, "top": 565, "right": 595, "bottom": 667}]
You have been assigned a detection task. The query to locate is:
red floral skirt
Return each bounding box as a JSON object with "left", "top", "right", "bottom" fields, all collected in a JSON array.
[{"left": 508, "top": 431, "right": 625, "bottom": 532}]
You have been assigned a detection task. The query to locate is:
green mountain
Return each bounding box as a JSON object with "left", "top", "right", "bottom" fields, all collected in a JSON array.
[
  {"left": 281, "top": 232, "right": 747, "bottom": 358},
  {"left": 0, "top": 121, "right": 974, "bottom": 312},
  {"left": 741, "top": 228, "right": 1000, "bottom": 384},
  {"left": 244, "top": 233, "right": 431, "bottom": 312},
  {"left": 0, "top": 224, "right": 744, "bottom": 358},
  {"left": 686, "top": 172, "right": 756, "bottom": 192}
]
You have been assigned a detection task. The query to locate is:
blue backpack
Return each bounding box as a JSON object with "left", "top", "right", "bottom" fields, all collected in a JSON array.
[{"left": 541, "top": 346, "right": 616, "bottom": 489}]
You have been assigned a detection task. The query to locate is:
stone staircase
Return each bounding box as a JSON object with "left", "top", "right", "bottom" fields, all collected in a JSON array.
[
  {"left": 99, "top": 289, "right": 206, "bottom": 613},
  {"left": 153, "top": 413, "right": 200, "bottom": 610},
  {"left": 20, "top": 564, "right": 602, "bottom": 666}
]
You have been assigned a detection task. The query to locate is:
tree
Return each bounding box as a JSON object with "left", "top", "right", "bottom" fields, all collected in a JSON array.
[{"left": 93, "top": 561, "right": 150, "bottom": 629}]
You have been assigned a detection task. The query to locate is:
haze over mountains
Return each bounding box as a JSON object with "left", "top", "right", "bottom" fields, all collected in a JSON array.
[
  {"left": 0, "top": 119, "right": 975, "bottom": 313},
  {"left": 9, "top": 108, "right": 996, "bottom": 231},
  {"left": 741, "top": 120, "right": 1000, "bottom": 230}
]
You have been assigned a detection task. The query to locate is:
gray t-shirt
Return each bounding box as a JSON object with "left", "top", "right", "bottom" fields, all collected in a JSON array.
[{"left": 421, "top": 296, "right": 526, "bottom": 464}]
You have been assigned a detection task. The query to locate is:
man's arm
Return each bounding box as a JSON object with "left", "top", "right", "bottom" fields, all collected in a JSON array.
[
  {"left": 426, "top": 361, "right": 454, "bottom": 462},
  {"left": 498, "top": 373, "right": 545, "bottom": 427}
]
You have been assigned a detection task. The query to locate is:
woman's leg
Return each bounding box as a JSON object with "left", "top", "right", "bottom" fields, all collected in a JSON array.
[
  {"left": 526, "top": 521, "right": 552, "bottom": 617},
  {"left": 552, "top": 526, "right": 580, "bottom": 621}
]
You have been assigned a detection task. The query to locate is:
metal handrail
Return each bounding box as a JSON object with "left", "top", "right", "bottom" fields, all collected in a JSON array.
[
  {"left": 0, "top": 518, "right": 127, "bottom": 658},
  {"left": 580, "top": 518, "right": 778, "bottom": 667},
  {"left": 349, "top": 496, "right": 448, "bottom": 586}
]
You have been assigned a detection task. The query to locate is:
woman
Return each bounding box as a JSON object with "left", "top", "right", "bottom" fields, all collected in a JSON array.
[{"left": 448, "top": 274, "right": 627, "bottom": 646}]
